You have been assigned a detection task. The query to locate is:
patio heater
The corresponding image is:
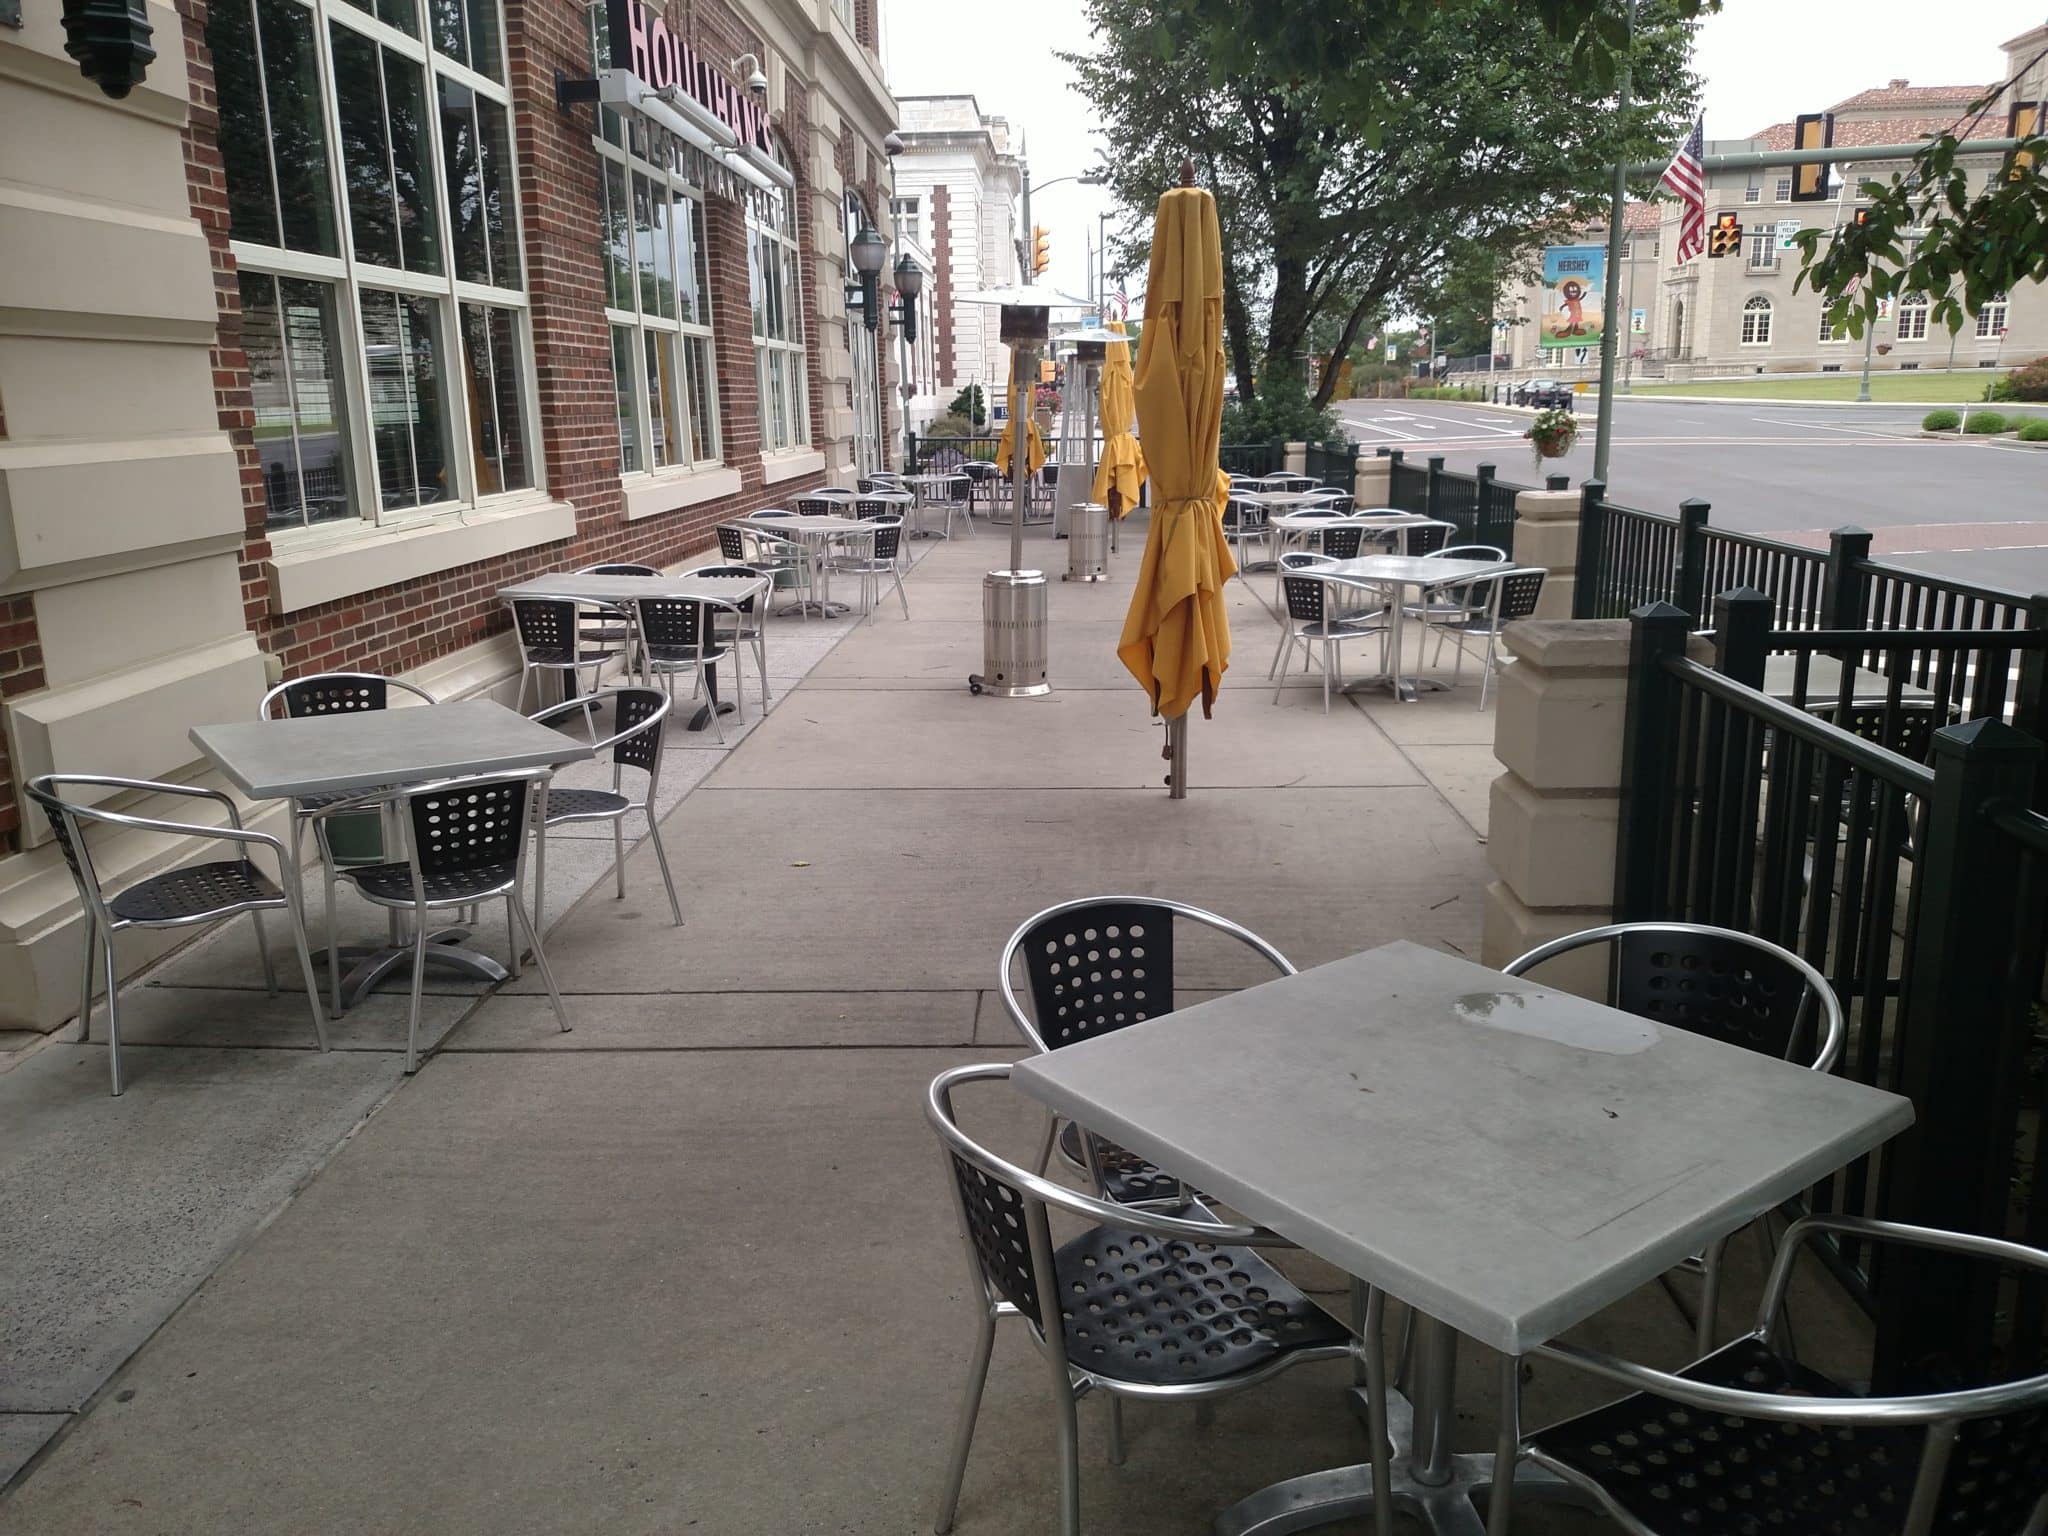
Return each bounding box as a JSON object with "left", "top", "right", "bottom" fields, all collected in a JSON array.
[
  {"left": 959, "top": 283, "right": 1092, "bottom": 697},
  {"left": 1058, "top": 324, "right": 1120, "bottom": 582}
]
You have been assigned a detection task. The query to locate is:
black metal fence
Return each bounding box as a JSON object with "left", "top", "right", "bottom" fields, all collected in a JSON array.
[
  {"left": 1303, "top": 437, "right": 1357, "bottom": 491},
  {"left": 1619, "top": 593, "right": 2048, "bottom": 1383},
  {"left": 1218, "top": 440, "right": 1286, "bottom": 477},
  {"left": 1376, "top": 449, "right": 1548, "bottom": 557}
]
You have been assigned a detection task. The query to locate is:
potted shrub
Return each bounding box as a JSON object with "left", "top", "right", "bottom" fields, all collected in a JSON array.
[{"left": 1526, "top": 407, "right": 1578, "bottom": 467}]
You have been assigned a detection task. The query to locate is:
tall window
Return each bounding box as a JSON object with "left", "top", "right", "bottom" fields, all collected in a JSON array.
[
  {"left": 209, "top": 0, "right": 532, "bottom": 532},
  {"left": 1742, "top": 184, "right": 1761, "bottom": 203},
  {"left": 1740, "top": 294, "right": 1773, "bottom": 345},
  {"left": 1775, "top": 175, "right": 1793, "bottom": 202},
  {"left": 1746, "top": 231, "right": 1777, "bottom": 270},
  {"left": 1818, "top": 309, "right": 1842, "bottom": 342},
  {"left": 1896, "top": 291, "right": 1930, "bottom": 341},
  {"left": 588, "top": 6, "right": 719, "bottom": 475},
  {"left": 750, "top": 145, "right": 809, "bottom": 454},
  {"left": 1975, "top": 292, "right": 2008, "bottom": 338}
]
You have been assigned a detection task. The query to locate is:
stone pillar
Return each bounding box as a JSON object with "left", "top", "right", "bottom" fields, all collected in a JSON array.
[
  {"left": 1512, "top": 488, "right": 1580, "bottom": 619},
  {"left": 1353, "top": 453, "right": 1390, "bottom": 508},
  {"left": 1482, "top": 619, "right": 1629, "bottom": 996},
  {"left": 1283, "top": 440, "right": 1307, "bottom": 474}
]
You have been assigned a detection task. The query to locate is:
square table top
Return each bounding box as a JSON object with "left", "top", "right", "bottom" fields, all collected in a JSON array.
[
  {"left": 497, "top": 572, "right": 768, "bottom": 605},
  {"left": 1011, "top": 940, "right": 1912, "bottom": 1355},
  {"left": 1269, "top": 510, "right": 1431, "bottom": 531},
  {"left": 192, "top": 698, "right": 593, "bottom": 802},
  {"left": 1760, "top": 653, "right": 1937, "bottom": 710},
  {"left": 751, "top": 514, "right": 872, "bottom": 536},
  {"left": 1326, "top": 555, "right": 1513, "bottom": 588}
]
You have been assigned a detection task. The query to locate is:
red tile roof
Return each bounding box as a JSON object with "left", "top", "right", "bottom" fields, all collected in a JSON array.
[
  {"left": 1829, "top": 82, "right": 1988, "bottom": 112},
  {"left": 1743, "top": 115, "right": 1980, "bottom": 151}
]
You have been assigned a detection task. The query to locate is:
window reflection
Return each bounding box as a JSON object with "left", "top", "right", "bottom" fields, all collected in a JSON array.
[
  {"left": 362, "top": 290, "right": 455, "bottom": 509},
  {"left": 242, "top": 272, "right": 357, "bottom": 528}
]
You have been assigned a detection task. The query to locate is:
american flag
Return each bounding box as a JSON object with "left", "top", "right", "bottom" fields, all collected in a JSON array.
[
  {"left": 1112, "top": 278, "right": 1129, "bottom": 320},
  {"left": 1661, "top": 117, "right": 1706, "bottom": 264}
]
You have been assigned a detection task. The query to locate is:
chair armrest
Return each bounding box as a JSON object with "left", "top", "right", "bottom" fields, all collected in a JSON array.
[
  {"left": 1759, "top": 1213, "right": 2048, "bottom": 1334},
  {"left": 55, "top": 801, "right": 286, "bottom": 858},
  {"left": 40, "top": 774, "right": 246, "bottom": 828}
]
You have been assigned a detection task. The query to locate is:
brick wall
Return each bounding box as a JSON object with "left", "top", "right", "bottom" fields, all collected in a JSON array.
[{"left": 177, "top": 0, "right": 833, "bottom": 690}]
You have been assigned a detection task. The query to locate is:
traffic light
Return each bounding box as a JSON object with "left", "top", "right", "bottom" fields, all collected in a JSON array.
[
  {"left": 1031, "top": 225, "right": 1051, "bottom": 277},
  {"left": 1708, "top": 213, "right": 1743, "bottom": 257},
  {"left": 2010, "top": 100, "right": 2041, "bottom": 179},
  {"left": 1790, "top": 113, "right": 1833, "bottom": 201}
]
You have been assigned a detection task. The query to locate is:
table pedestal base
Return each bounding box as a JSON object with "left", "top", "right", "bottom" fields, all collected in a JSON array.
[
  {"left": 1215, "top": 1387, "right": 1574, "bottom": 1536},
  {"left": 330, "top": 927, "right": 506, "bottom": 1009},
  {"left": 1341, "top": 675, "right": 1449, "bottom": 704}
]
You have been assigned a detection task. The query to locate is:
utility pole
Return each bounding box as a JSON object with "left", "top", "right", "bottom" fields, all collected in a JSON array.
[{"left": 1591, "top": 0, "right": 1637, "bottom": 482}]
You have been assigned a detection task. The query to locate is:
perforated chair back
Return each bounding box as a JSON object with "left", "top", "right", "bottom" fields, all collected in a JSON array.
[
  {"left": 511, "top": 598, "right": 579, "bottom": 654},
  {"left": 717, "top": 525, "right": 750, "bottom": 561},
  {"left": 1408, "top": 522, "right": 1452, "bottom": 556},
  {"left": 608, "top": 687, "right": 666, "bottom": 773},
  {"left": 795, "top": 496, "right": 838, "bottom": 517},
  {"left": 262, "top": 671, "right": 434, "bottom": 721},
  {"left": 1841, "top": 703, "right": 1939, "bottom": 763},
  {"left": 681, "top": 565, "right": 761, "bottom": 610},
  {"left": 1494, "top": 567, "right": 1546, "bottom": 624},
  {"left": 1279, "top": 552, "right": 1336, "bottom": 572},
  {"left": 1308, "top": 491, "right": 1354, "bottom": 513},
  {"left": 23, "top": 779, "right": 100, "bottom": 901},
  {"left": 1439, "top": 545, "right": 1508, "bottom": 564},
  {"left": 749, "top": 508, "right": 795, "bottom": 519},
  {"left": 853, "top": 497, "right": 897, "bottom": 520},
  {"left": 1505, "top": 920, "right": 1844, "bottom": 1071},
  {"left": 1281, "top": 573, "right": 1331, "bottom": 626},
  {"left": 405, "top": 774, "right": 534, "bottom": 883},
  {"left": 580, "top": 562, "right": 656, "bottom": 576},
  {"left": 1320, "top": 526, "right": 1364, "bottom": 561},
  {"left": 635, "top": 597, "right": 720, "bottom": 656},
  {"left": 963, "top": 460, "right": 1000, "bottom": 483},
  {"left": 998, "top": 896, "right": 1295, "bottom": 1053},
  {"left": 868, "top": 519, "right": 904, "bottom": 563}
]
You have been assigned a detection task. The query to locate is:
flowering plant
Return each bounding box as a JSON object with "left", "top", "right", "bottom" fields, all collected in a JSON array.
[{"left": 1526, "top": 407, "right": 1578, "bottom": 466}]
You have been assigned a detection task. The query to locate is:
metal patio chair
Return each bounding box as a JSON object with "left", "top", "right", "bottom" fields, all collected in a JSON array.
[
  {"left": 732, "top": 515, "right": 813, "bottom": 615},
  {"left": 1485, "top": 1215, "right": 2048, "bottom": 1536},
  {"left": 576, "top": 562, "right": 657, "bottom": 679},
  {"left": 508, "top": 597, "right": 625, "bottom": 712},
  {"left": 998, "top": 897, "right": 1295, "bottom": 1204},
  {"left": 1406, "top": 520, "right": 1453, "bottom": 556},
  {"left": 526, "top": 689, "right": 680, "bottom": 942},
  {"left": 28, "top": 774, "right": 329, "bottom": 1096},
  {"left": 1220, "top": 493, "right": 1269, "bottom": 575},
  {"left": 962, "top": 459, "right": 1003, "bottom": 516},
  {"left": 1272, "top": 571, "right": 1391, "bottom": 713},
  {"left": 681, "top": 563, "right": 770, "bottom": 711},
  {"left": 794, "top": 495, "right": 840, "bottom": 517},
  {"left": 1415, "top": 564, "right": 1546, "bottom": 708},
  {"left": 259, "top": 671, "right": 436, "bottom": 1011},
  {"left": 828, "top": 517, "right": 909, "bottom": 617},
  {"left": 317, "top": 769, "right": 568, "bottom": 1074},
  {"left": 926, "top": 1062, "right": 1357, "bottom": 1536},
  {"left": 1506, "top": 921, "right": 1845, "bottom": 1352},
  {"left": 634, "top": 595, "right": 740, "bottom": 743}
]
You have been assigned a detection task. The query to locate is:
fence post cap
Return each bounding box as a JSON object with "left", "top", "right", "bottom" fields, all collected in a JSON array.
[
  {"left": 1630, "top": 600, "right": 1691, "bottom": 625},
  {"left": 1929, "top": 717, "right": 2047, "bottom": 763}
]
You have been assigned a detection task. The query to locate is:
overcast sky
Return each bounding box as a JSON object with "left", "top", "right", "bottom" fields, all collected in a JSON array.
[{"left": 880, "top": 1, "right": 2047, "bottom": 300}]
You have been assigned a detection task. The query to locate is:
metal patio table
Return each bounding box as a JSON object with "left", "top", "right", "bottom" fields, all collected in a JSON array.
[
  {"left": 191, "top": 699, "right": 592, "bottom": 1007},
  {"left": 748, "top": 516, "right": 869, "bottom": 616},
  {"left": 1231, "top": 489, "right": 1340, "bottom": 573},
  {"left": 1760, "top": 653, "right": 1939, "bottom": 712},
  {"left": 1012, "top": 940, "right": 1913, "bottom": 1536},
  {"left": 1325, "top": 554, "right": 1512, "bottom": 702},
  {"left": 498, "top": 570, "right": 768, "bottom": 728},
  {"left": 1265, "top": 511, "right": 1434, "bottom": 598},
  {"left": 903, "top": 471, "right": 969, "bottom": 540}
]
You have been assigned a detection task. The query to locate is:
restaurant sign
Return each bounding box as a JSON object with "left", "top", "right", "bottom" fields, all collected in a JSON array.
[{"left": 606, "top": 0, "right": 769, "bottom": 150}]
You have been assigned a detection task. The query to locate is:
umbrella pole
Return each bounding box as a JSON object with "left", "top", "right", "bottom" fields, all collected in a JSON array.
[
  {"left": 1166, "top": 712, "right": 1187, "bottom": 798},
  {"left": 1008, "top": 342, "right": 1033, "bottom": 574}
]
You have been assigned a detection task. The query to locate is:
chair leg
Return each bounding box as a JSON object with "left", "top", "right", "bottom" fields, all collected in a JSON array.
[
  {"left": 509, "top": 894, "right": 571, "bottom": 1035},
  {"left": 1362, "top": 1288, "right": 1394, "bottom": 1536},
  {"left": 531, "top": 827, "right": 547, "bottom": 961},
  {"left": 1485, "top": 1349, "right": 1521, "bottom": 1536},
  {"left": 647, "top": 808, "right": 682, "bottom": 926},
  {"left": 1697, "top": 1233, "right": 1730, "bottom": 1354},
  {"left": 505, "top": 894, "right": 522, "bottom": 979},
  {"left": 1267, "top": 620, "right": 1292, "bottom": 681},
  {"left": 1106, "top": 1394, "right": 1127, "bottom": 1467},
  {"left": 403, "top": 914, "right": 429, "bottom": 1075},
  {"left": 704, "top": 663, "right": 726, "bottom": 744},
  {"left": 612, "top": 816, "right": 626, "bottom": 901},
  {"left": 1322, "top": 639, "right": 1333, "bottom": 714},
  {"left": 1051, "top": 1355, "right": 1083, "bottom": 1536},
  {"left": 282, "top": 885, "right": 330, "bottom": 1052},
  {"left": 893, "top": 564, "right": 910, "bottom": 618},
  {"left": 76, "top": 912, "right": 97, "bottom": 1043},
  {"left": 935, "top": 1305, "right": 999, "bottom": 1535},
  {"left": 102, "top": 929, "right": 124, "bottom": 1096},
  {"left": 324, "top": 839, "right": 342, "bottom": 1015},
  {"left": 252, "top": 909, "right": 278, "bottom": 996}
]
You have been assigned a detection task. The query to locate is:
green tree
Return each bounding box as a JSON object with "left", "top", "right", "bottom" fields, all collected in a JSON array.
[{"left": 1065, "top": 0, "right": 1702, "bottom": 409}]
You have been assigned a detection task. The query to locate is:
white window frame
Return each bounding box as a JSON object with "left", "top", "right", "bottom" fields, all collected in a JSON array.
[
  {"left": 750, "top": 145, "right": 810, "bottom": 456},
  {"left": 1976, "top": 293, "right": 2008, "bottom": 339},
  {"left": 1742, "top": 184, "right": 1761, "bottom": 204},
  {"left": 587, "top": 9, "right": 721, "bottom": 481},
  {"left": 221, "top": 0, "right": 538, "bottom": 543},
  {"left": 1896, "top": 292, "right": 1930, "bottom": 342},
  {"left": 1818, "top": 309, "right": 1845, "bottom": 343},
  {"left": 1775, "top": 175, "right": 1793, "bottom": 202},
  {"left": 1740, "top": 295, "right": 1773, "bottom": 346},
  {"left": 1746, "top": 231, "right": 1778, "bottom": 271}
]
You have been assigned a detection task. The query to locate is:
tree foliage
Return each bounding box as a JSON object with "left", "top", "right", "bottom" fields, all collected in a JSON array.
[
  {"left": 1794, "top": 48, "right": 2048, "bottom": 340},
  {"left": 1065, "top": 0, "right": 1705, "bottom": 409}
]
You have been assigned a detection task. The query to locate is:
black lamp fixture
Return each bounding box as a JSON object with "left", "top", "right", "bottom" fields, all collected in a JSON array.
[
  {"left": 849, "top": 217, "right": 888, "bottom": 333},
  {"left": 62, "top": 0, "right": 155, "bottom": 98},
  {"left": 890, "top": 254, "right": 923, "bottom": 343}
]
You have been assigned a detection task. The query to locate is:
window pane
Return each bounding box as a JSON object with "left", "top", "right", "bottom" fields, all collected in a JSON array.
[
  {"left": 241, "top": 271, "right": 356, "bottom": 529},
  {"left": 437, "top": 83, "right": 514, "bottom": 288},
  {"left": 645, "top": 329, "right": 682, "bottom": 468},
  {"left": 459, "top": 303, "right": 529, "bottom": 495},
  {"left": 427, "top": 0, "right": 495, "bottom": 75},
  {"left": 382, "top": 49, "right": 441, "bottom": 273},
  {"left": 673, "top": 197, "right": 699, "bottom": 326},
  {"left": 636, "top": 173, "right": 676, "bottom": 320},
  {"left": 209, "top": 0, "right": 280, "bottom": 246},
  {"left": 612, "top": 325, "right": 643, "bottom": 473},
  {"left": 586, "top": 3, "right": 622, "bottom": 146},
  {"left": 602, "top": 161, "right": 633, "bottom": 311},
  {"left": 362, "top": 289, "right": 455, "bottom": 509},
  {"left": 690, "top": 201, "right": 712, "bottom": 323},
  {"left": 749, "top": 228, "right": 766, "bottom": 337},
  {"left": 683, "top": 334, "right": 717, "bottom": 463},
  {"left": 257, "top": 0, "right": 337, "bottom": 253},
  {"left": 332, "top": 26, "right": 397, "bottom": 266},
  {"left": 373, "top": 0, "right": 418, "bottom": 40}
]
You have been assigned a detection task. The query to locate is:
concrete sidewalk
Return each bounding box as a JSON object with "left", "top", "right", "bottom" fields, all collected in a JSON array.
[{"left": 0, "top": 513, "right": 1735, "bottom": 1533}]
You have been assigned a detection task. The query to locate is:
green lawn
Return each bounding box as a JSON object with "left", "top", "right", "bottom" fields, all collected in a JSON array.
[{"left": 1629, "top": 372, "right": 2017, "bottom": 405}]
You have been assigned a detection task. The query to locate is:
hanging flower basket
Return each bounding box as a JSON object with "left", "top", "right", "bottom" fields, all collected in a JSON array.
[{"left": 1526, "top": 407, "right": 1578, "bottom": 467}]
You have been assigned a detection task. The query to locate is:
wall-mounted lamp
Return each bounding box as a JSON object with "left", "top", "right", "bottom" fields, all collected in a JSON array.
[
  {"left": 890, "top": 255, "right": 923, "bottom": 342},
  {"left": 849, "top": 216, "right": 888, "bottom": 332},
  {"left": 62, "top": 0, "right": 154, "bottom": 97}
]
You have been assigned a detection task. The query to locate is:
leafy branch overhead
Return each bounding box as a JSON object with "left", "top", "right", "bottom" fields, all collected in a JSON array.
[
  {"left": 1065, "top": 0, "right": 1707, "bottom": 410},
  {"left": 1794, "top": 46, "right": 2048, "bottom": 338}
]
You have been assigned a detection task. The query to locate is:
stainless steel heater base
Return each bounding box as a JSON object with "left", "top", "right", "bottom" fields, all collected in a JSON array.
[{"left": 969, "top": 569, "right": 1051, "bottom": 696}]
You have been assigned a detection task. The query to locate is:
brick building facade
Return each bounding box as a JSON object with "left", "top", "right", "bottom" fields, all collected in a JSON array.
[{"left": 0, "top": 0, "right": 898, "bottom": 1027}]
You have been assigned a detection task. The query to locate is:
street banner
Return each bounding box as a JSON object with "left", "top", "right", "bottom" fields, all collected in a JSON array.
[
  {"left": 1538, "top": 245, "right": 1607, "bottom": 350},
  {"left": 1631, "top": 307, "right": 1647, "bottom": 335}
]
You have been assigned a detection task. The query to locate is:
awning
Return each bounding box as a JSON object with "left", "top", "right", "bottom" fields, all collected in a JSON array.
[{"left": 599, "top": 69, "right": 737, "bottom": 158}]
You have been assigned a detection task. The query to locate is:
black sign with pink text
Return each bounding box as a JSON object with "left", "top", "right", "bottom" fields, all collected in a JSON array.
[{"left": 605, "top": 0, "right": 769, "bottom": 150}]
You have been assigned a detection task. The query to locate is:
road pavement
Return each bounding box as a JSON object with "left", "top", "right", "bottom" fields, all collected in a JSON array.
[{"left": 1333, "top": 395, "right": 2048, "bottom": 597}]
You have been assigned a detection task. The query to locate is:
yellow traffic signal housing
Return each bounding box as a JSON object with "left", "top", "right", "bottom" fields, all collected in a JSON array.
[
  {"left": 1031, "top": 225, "right": 1051, "bottom": 277},
  {"left": 1708, "top": 213, "right": 1743, "bottom": 257},
  {"left": 1039, "top": 358, "right": 1055, "bottom": 382}
]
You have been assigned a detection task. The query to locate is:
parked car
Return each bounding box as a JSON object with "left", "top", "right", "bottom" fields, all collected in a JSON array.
[{"left": 1514, "top": 377, "right": 1571, "bottom": 410}]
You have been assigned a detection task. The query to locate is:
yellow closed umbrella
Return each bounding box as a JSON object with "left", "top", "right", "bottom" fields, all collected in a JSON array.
[
  {"left": 994, "top": 370, "right": 1045, "bottom": 479},
  {"left": 1117, "top": 178, "right": 1234, "bottom": 745},
  {"left": 1091, "top": 320, "right": 1146, "bottom": 516}
]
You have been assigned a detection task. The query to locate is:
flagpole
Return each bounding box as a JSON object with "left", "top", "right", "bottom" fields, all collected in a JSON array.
[{"left": 1591, "top": 0, "right": 1637, "bottom": 484}]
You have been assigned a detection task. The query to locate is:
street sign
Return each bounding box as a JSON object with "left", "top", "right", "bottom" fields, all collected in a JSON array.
[
  {"left": 1776, "top": 218, "right": 1801, "bottom": 250},
  {"left": 1573, "top": 380, "right": 1588, "bottom": 393},
  {"left": 1385, "top": 343, "right": 1396, "bottom": 362}
]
